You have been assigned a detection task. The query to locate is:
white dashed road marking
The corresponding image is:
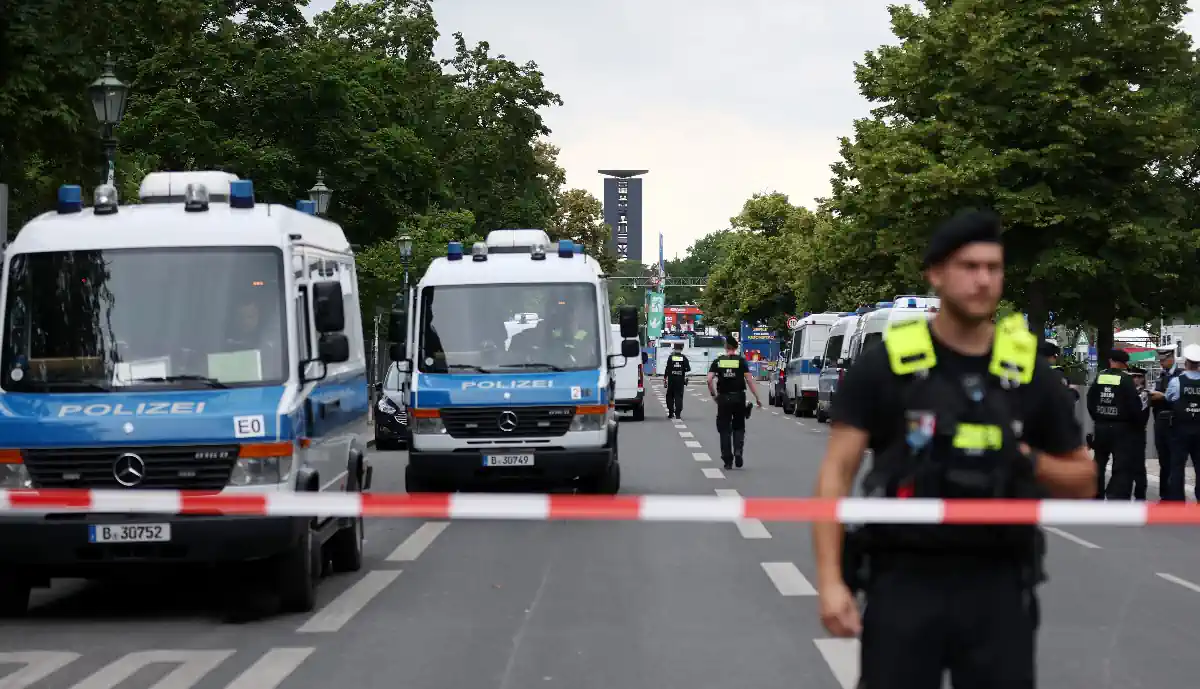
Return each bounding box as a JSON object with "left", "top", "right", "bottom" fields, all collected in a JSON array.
[
  {"left": 714, "top": 489, "right": 771, "bottom": 538},
  {"left": 692, "top": 452, "right": 711, "bottom": 462},
  {"left": 223, "top": 648, "right": 316, "bottom": 689},
  {"left": 684, "top": 440, "right": 702, "bottom": 448},
  {"left": 0, "top": 651, "right": 80, "bottom": 689},
  {"left": 67, "top": 649, "right": 232, "bottom": 689},
  {"left": 701, "top": 467, "right": 725, "bottom": 479},
  {"left": 760, "top": 562, "right": 817, "bottom": 596},
  {"left": 813, "top": 639, "right": 860, "bottom": 689},
  {"left": 1157, "top": 572, "right": 1200, "bottom": 594},
  {"left": 387, "top": 521, "right": 449, "bottom": 561},
  {"left": 297, "top": 570, "right": 402, "bottom": 633},
  {"left": 679, "top": 431, "right": 694, "bottom": 438},
  {"left": 1043, "top": 526, "right": 1101, "bottom": 549}
]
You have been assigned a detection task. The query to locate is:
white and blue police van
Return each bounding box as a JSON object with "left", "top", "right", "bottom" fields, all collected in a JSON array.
[
  {"left": 390, "top": 230, "right": 640, "bottom": 494},
  {"left": 0, "top": 172, "right": 371, "bottom": 616},
  {"left": 783, "top": 312, "right": 840, "bottom": 416}
]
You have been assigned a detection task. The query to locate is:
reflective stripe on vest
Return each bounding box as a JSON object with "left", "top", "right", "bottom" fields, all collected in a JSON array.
[{"left": 883, "top": 313, "right": 1035, "bottom": 384}]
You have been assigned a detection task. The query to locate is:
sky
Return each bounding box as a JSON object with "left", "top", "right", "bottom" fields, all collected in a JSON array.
[{"left": 303, "top": 0, "right": 1200, "bottom": 261}]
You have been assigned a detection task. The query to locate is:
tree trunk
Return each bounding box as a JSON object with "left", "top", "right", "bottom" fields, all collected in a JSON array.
[
  {"left": 1094, "top": 301, "right": 1115, "bottom": 364},
  {"left": 1024, "top": 283, "right": 1047, "bottom": 339}
]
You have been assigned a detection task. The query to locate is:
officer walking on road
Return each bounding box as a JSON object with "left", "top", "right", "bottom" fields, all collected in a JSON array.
[
  {"left": 664, "top": 342, "right": 691, "bottom": 419},
  {"left": 1163, "top": 344, "right": 1200, "bottom": 502},
  {"left": 812, "top": 209, "right": 1095, "bottom": 689},
  {"left": 1086, "top": 349, "right": 1143, "bottom": 500},
  {"left": 1149, "top": 345, "right": 1181, "bottom": 494},
  {"left": 707, "top": 335, "right": 762, "bottom": 470}
]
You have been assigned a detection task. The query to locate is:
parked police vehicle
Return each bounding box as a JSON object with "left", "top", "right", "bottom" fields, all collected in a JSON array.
[
  {"left": 389, "top": 230, "right": 639, "bottom": 493},
  {"left": 0, "top": 173, "right": 370, "bottom": 616}
]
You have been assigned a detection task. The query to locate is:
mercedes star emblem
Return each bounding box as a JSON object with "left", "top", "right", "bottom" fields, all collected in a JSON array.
[
  {"left": 497, "top": 410, "right": 519, "bottom": 432},
  {"left": 112, "top": 453, "right": 147, "bottom": 487}
]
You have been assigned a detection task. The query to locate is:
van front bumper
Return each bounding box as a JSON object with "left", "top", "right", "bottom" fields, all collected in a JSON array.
[{"left": 408, "top": 447, "right": 615, "bottom": 484}]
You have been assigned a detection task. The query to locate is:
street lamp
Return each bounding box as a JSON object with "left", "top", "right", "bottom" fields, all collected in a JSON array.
[
  {"left": 308, "top": 171, "right": 332, "bottom": 216},
  {"left": 87, "top": 54, "right": 130, "bottom": 186},
  {"left": 398, "top": 234, "right": 413, "bottom": 286}
]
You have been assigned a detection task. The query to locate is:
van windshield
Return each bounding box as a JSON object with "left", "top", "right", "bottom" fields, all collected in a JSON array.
[
  {"left": 418, "top": 283, "right": 600, "bottom": 373},
  {"left": 2, "top": 247, "right": 288, "bottom": 392}
]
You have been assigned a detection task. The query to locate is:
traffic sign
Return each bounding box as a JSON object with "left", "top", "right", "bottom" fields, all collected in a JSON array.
[{"left": 786, "top": 316, "right": 800, "bottom": 330}]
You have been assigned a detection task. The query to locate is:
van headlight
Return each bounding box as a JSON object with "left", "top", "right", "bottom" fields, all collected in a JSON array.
[
  {"left": 410, "top": 410, "right": 446, "bottom": 435},
  {"left": 228, "top": 457, "right": 293, "bottom": 486},
  {"left": 377, "top": 397, "right": 397, "bottom": 414},
  {"left": 569, "top": 405, "right": 609, "bottom": 432},
  {"left": 0, "top": 462, "right": 32, "bottom": 489}
]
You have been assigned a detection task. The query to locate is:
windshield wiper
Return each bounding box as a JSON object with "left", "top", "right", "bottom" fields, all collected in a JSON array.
[
  {"left": 125, "top": 375, "right": 228, "bottom": 388},
  {"left": 33, "top": 380, "right": 111, "bottom": 392},
  {"left": 496, "top": 362, "right": 566, "bottom": 372},
  {"left": 444, "top": 364, "right": 489, "bottom": 374}
]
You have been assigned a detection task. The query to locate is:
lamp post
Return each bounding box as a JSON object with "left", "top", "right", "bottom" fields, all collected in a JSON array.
[
  {"left": 398, "top": 234, "right": 413, "bottom": 287},
  {"left": 308, "top": 171, "right": 332, "bottom": 216},
  {"left": 87, "top": 54, "right": 130, "bottom": 186}
]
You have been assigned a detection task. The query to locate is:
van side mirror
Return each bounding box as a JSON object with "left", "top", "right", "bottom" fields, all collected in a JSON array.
[
  {"left": 642, "top": 351, "right": 649, "bottom": 363},
  {"left": 372, "top": 381, "right": 383, "bottom": 394},
  {"left": 312, "top": 281, "right": 345, "bottom": 332},
  {"left": 389, "top": 342, "right": 405, "bottom": 362},
  {"left": 812, "top": 356, "right": 823, "bottom": 370},
  {"left": 620, "top": 339, "right": 640, "bottom": 358},
  {"left": 838, "top": 358, "right": 849, "bottom": 369},
  {"left": 318, "top": 333, "right": 350, "bottom": 363},
  {"left": 618, "top": 306, "right": 638, "bottom": 339}
]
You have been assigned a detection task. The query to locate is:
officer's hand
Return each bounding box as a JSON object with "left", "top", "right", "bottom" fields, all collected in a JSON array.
[
  {"left": 818, "top": 581, "right": 861, "bottom": 637},
  {"left": 756, "top": 399, "right": 763, "bottom": 408}
]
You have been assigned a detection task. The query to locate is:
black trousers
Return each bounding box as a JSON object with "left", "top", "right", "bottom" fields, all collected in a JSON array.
[
  {"left": 714, "top": 393, "right": 746, "bottom": 462},
  {"left": 1166, "top": 427, "right": 1200, "bottom": 501},
  {"left": 1092, "top": 422, "right": 1141, "bottom": 500},
  {"left": 665, "top": 377, "right": 685, "bottom": 416},
  {"left": 860, "top": 558, "right": 1038, "bottom": 689},
  {"left": 1154, "top": 414, "right": 1174, "bottom": 493}
]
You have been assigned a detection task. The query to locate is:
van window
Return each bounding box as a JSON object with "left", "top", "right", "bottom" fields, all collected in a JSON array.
[
  {"left": 862, "top": 332, "right": 883, "bottom": 354},
  {"left": 789, "top": 329, "right": 804, "bottom": 360},
  {"left": 806, "top": 328, "right": 829, "bottom": 357},
  {"left": 824, "top": 334, "right": 844, "bottom": 362}
]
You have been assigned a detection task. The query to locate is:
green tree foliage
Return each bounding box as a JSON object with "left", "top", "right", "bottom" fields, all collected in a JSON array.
[
  {"left": 825, "top": 0, "right": 1200, "bottom": 356},
  {"left": 546, "top": 187, "right": 616, "bottom": 274},
  {"left": 1, "top": 0, "right": 566, "bottom": 316},
  {"left": 662, "top": 230, "right": 731, "bottom": 305}
]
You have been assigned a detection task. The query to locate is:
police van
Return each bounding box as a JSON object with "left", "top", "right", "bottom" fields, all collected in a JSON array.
[
  {"left": 783, "top": 312, "right": 840, "bottom": 416},
  {"left": 391, "top": 230, "right": 639, "bottom": 494},
  {"left": 0, "top": 173, "right": 371, "bottom": 616}
]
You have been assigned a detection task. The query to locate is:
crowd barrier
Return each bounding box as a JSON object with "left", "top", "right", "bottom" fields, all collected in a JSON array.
[{"left": 2, "top": 490, "right": 1199, "bottom": 524}]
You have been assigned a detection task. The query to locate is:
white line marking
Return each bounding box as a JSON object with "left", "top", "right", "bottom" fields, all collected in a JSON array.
[
  {"left": 813, "top": 639, "right": 860, "bottom": 689},
  {"left": 701, "top": 467, "right": 725, "bottom": 479},
  {"left": 387, "top": 521, "right": 449, "bottom": 561},
  {"left": 760, "top": 562, "right": 817, "bottom": 596},
  {"left": 297, "top": 570, "right": 402, "bottom": 633},
  {"left": 771, "top": 411, "right": 779, "bottom": 415},
  {"left": 67, "top": 650, "right": 232, "bottom": 689},
  {"left": 679, "top": 431, "right": 694, "bottom": 438},
  {"left": 675, "top": 424, "right": 687, "bottom": 430},
  {"left": 0, "top": 651, "right": 80, "bottom": 689},
  {"left": 1044, "top": 526, "right": 1101, "bottom": 549},
  {"left": 714, "top": 489, "right": 771, "bottom": 538},
  {"left": 692, "top": 452, "right": 711, "bottom": 462},
  {"left": 684, "top": 440, "right": 702, "bottom": 448},
  {"left": 222, "top": 648, "right": 315, "bottom": 689},
  {"left": 1157, "top": 572, "right": 1200, "bottom": 593}
]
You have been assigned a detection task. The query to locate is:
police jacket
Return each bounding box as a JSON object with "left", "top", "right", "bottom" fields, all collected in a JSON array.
[
  {"left": 861, "top": 314, "right": 1042, "bottom": 557},
  {"left": 1050, "top": 365, "right": 1079, "bottom": 400},
  {"left": 1086, "top": 368, "right": 1141, "bottom": 426},
  {"left": 1153, "top": 366, "right": 1182, "bottom": 415},
  {"left": 1172, "top": 374, "right": 1200, "bottom": 428},
  {"left": 664, "top": 352, "right": 691, "bottom": 378}
]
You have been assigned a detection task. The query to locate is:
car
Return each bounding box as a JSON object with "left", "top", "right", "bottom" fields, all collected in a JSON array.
[{"left": 373, "top": 363, "right": 409, "bottom": 450}]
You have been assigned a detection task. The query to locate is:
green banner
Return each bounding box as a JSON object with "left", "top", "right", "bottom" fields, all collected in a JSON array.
[{"left": 647, "top": 292, "right": 665, "bottom": 339}]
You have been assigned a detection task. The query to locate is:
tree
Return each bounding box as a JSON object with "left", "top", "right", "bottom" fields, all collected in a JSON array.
[
  {"left": 827, "top": 0, "right": 1200, "bottom": 358},
  {"left": 546, "top": 187, "right": 616, "bottom": 274},
  {"left": 662, "top": 230, "right": 732, "bottom": 304},
  {"left": 354, "top": 208, "right": 479, "bottom": 314}
]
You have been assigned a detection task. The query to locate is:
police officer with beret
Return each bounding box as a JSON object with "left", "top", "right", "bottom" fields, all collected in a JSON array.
[
  {"left": 1039, "top": 339, "right": 1078, "bottom": 401},
  {"left": 1162, "top": 344, "right": 1200, "bottom": 502},
  {"left": 707, "top": 335, "right": 762, "bottom": 469},
  {"left": 1086, "top": 349, "right": 1144, "bottom": 500},
  {"left": 1149, "top": 345, "right": 1181, "bottom": 494},
  {"left": 812, "top": 209, "right": 1095, "bottom": 689},
  {"left": 663, "top": 342, "right": 691, "bottom": 419}
]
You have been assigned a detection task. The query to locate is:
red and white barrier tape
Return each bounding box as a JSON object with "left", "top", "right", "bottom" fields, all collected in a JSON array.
[{"left": 1, "top": 490, "right": 1198, "bottom": 524}]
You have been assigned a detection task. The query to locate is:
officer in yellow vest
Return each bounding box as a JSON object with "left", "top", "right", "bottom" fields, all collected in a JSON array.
[
  {"left": 663, "top": 342, "right": 691, "bottom": 419},
  {"left": 1086, "top": 349, "right": 1143, "bottom": 500},
  {"left": 706, "top": 335, "right": 762, "bottom": 468},
  {"left": 811, "top": 209, "right": 1095, "bottom": 689}
]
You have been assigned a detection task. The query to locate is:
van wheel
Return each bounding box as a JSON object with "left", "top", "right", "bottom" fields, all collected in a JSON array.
[
  {"left": 327, "top": 516, "right": 364, "bottom": 573},
  {"left": 816, "top": 408, "right": 829, "bottom": 423},
  {"left": 405, "top": 465, "right": 438, "bottom": 493},
  {"left": 588, "top": 461, "right": 620, "bottom": 494},
  {"left": 0, "top": 572, "right": 31, "bottom": 618},
  {"left": 632, "top": 402, "right": 645, "bottom": 421},
  {"left": 782, "top": 396, "right": 794, "bottom": 414},
  {"left": 275, "top": 522, "right": 319, "bottom": 613}
]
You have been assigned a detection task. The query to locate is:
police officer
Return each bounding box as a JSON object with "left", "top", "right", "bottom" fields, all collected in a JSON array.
[
  {"left": 706, "top": 335, "right": 762, "bottom": 469},
  {"left": 1163, "top": 344, "right": 1200, "bottom": 502},
  {"left": 1149, "top": 345, "right": 1181, "bottom": 494},
  {"left": 1129, "top": 366, "right": 1151, "bottom": 500},
  {"left": 1087, "top": 349, "right": 1143, "bottom": 500},
  {"left": 663, "top": 342, "right": 691, "bottom": 419},
  {"left": 812, "top": 209, "right": 1094, "bottom": 689},
  {"left": 1039, "top": 339, "right": 1079, "bottom": 401}
]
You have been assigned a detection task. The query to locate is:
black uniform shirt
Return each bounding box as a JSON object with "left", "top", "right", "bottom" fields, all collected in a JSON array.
[
  {"left": 665, "top": 352, "right": 691, "bottom": 379},
  {"left": 709, "top": 353, "right": 750, "bottom": 396}
]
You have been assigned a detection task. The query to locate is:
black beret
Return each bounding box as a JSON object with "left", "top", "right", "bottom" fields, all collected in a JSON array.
[
  {"left": 1109, "top": 349, "right": 1130, "bottom": 364},
  {"left": 1129, "top": 365, "right": 1146, "bottom": 375},
  {"left": 725, "top": 335, "right": 739, "bottom": 349},
  {"left": 922, "top": 209, "right": 1004, "bottom": 269},
  {"left": 1037, "top": 340, "right": 1060, "bottom": 357}
]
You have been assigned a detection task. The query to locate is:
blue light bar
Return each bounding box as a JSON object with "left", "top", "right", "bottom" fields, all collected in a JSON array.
[
  {"left": 296, "top": 200, "right": 316, "bottom": 215},
  {"left": 906, "top": 298, "right": 917, "bottom": 308},
  {"left": 876, "top": 301, "right": 894, "bottom": 308},
  {"left": 447, "top": 241, "right": 464, "bottom": 261},
  {"left": 57, "top": 185, "right": 83, "bottom": 214},
  {"left": 557, "top": 239, "right": 574, "bottom": 258},
  {"left": 574, "top": 242, "right": 584, "bottom": 254},
  {"left": 229, "top": 180, "right": 255, "bottom": 209}
]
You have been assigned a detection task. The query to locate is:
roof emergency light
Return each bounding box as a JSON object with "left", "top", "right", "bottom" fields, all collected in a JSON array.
[
  {"left": 447, "top": 241, "right": 464, "bottom": 261},
  {"left": 876, "top": 301, "right": 894, "bottom": 308},
  {"left": 906, "top": 298, "right": 918, "bottom": 308},
  {"left": 296, "top": 200, "right": 316, "bottom": 215},
  {"left": 93, "top": 184, "right": 119, "bottom": 215},
  {"left": 557, "top": 239, "right": 574, "bottom": 258},
  {"left": 574, "top": 242, "right": 584, "bottom": 254},
  {"left": 183, "top": 183, "right": 209, "bottom": 213},
  {"left": 229, "top": 180, "right": 255, "bottom": 209},
  {"left": 57, "top": 185, "right": 83, "bottom": 214},
  {"left": 471, "top": 242, "right": 488, "bottom": 262},
  {"left": 531, "top": 242, "right": 547, "bottom": 260}
]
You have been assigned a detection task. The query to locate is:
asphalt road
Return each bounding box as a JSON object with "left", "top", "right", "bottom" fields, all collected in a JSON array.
[{"left": 2, "top": 380, "right": 1199, "bottom": 689}]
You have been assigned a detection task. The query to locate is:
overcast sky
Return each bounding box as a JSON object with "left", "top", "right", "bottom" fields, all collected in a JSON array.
[{"left": 303, "top": 0, "right": 1200, "bottom": 261}]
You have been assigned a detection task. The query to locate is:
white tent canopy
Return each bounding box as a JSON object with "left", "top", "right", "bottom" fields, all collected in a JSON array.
[{"left": 1114, "top": 328, "right": 1153, "bottom": 342}]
